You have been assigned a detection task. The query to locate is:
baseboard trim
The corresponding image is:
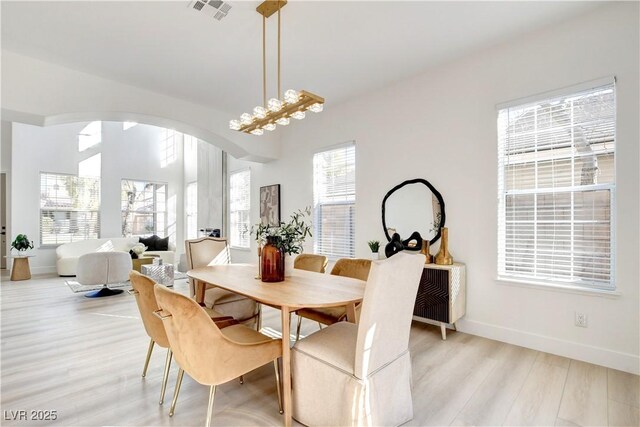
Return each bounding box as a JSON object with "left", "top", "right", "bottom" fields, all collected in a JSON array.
[
  {"left": 31, "top": 266, "right": 57, "bottom": 275},
  {"left": 457, "top": 318, "right": 639, "bottom": 375}
]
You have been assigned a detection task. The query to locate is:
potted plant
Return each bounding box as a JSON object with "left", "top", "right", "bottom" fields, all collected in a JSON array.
[
  {"left": 253, "top": 207, "right": 312, "bottom": 282},
  {"left": 11, "top": 234, "right": 34, "bottom": 255},
  {"left": 368, "top": 240, "right": 380, "bottom": 260}
]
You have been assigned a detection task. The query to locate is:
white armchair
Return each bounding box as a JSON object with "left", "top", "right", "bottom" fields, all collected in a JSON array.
[{"left": 291, "top": 252, "right": 426, "bottom": 426}]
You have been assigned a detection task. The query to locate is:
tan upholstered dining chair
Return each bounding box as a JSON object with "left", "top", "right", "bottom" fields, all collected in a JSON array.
[
  {"left": 291, "top": 252, "right": 425, "bottom": 426},
  {"left": 185, "top": 237, "right": 259, "bottom": 328},
  {"left": 294, "top": 258, "right": 371, "bottom": 341},
  {"left": 293, "top": 254, "right": 328, "bottom": 273},
  {"left": 128, "top": 271, "right": 235, "bottom": 408},
  {"left": 154, "top": 285, "right": 283, "bottom": 427}
]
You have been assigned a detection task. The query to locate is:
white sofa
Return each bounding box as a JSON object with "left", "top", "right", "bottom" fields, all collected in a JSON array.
[{"left": 56, "top": 237, "right": 176, "bottom": 276}]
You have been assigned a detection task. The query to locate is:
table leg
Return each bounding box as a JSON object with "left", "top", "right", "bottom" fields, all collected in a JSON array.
[
  {"left": 194, "top": 280, "right": 206, "bottom": 304},
  {"left": 440, "top": 322, "right": 447, "bottom": 340},
  {"left": 345, "top": 302, "right": 357, "bottom": 323},
  {"left": 281, "top": 306, "right": 292, "bottom": 427}
]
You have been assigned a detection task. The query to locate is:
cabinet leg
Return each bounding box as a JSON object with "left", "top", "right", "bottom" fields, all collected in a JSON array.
[{"left": 440, "top": 322, "right": 447, "bottom": 340}]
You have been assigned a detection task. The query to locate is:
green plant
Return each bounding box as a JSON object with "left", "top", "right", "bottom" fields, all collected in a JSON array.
[
  {"left": 367, "top": 240, "right": 380, "bottom": 253},
  {"left": 11, "top": 234, "right": 34, "bottom": 252},
  {"left": 252, "top": 207, "right": 313, "bottom": 256}
]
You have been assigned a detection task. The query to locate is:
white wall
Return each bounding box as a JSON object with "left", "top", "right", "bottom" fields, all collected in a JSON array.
[
  {"left": 11, "top": 121, "right": 187, "bottom": 273},
  {"left": 0, "top": 50, "right": 279, "bottom": 162},
  {"left": 1, "top": 121, "right": 12, "bottom": 266},
  {"left": 229, "top": 3, "right": 639, "bottom": 373}
]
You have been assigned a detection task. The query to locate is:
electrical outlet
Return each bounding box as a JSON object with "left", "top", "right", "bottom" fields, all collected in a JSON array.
[{"left": 575, "top": 312, "right": 588, "bottom": 328}]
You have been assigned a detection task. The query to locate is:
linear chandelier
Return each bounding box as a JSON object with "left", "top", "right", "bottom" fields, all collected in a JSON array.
[{"left": 229, "top": 0, "right": 324, "bottom": 135}]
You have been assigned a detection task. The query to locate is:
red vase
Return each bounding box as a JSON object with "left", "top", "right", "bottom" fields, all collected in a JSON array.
[{"left": 261, "top": 236, "right": 284, "bottom": 282}]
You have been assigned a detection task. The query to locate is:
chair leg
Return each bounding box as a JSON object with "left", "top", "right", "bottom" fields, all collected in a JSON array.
[
  {"left": 318, "top": 322, "right": 323, "bottom": 330},
  {"left": 159, "top": 348, "right": 173, "bottom": 405},
  {"left": 295, "top": 316, "right": 302, "bottom": 342},
  {"left": 256, "top": 304, "right": 262, "bottom": 332},
  {"left": 274, "top": 359, "right": 283, "bottom": 414},
  {"left": 169, "top": 368, "right": 184, "bottom": 417},
  {"left": 239, "top": 375, "right": 244, "bottom": 385},
  {"left": 142, "top": 339, "right": 155, "bottom": 378},
  {"left": 205, "top": 385, "right": 217, "bottom": 427}
]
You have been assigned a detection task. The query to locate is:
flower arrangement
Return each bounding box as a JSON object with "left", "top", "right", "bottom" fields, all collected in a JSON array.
[
  {"left": 253, "top": 207, "right": 312, "bottom": 256},
  {"left": 11, "top": 234, "right": 34, "bottom": 253},
  {"left": 129, "top": 243, "right": 147, "bottom": 259}
]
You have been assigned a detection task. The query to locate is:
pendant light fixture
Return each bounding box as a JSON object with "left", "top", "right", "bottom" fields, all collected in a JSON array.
[{"left": 229, "top": 0, "right": 324, "bottom": 135}]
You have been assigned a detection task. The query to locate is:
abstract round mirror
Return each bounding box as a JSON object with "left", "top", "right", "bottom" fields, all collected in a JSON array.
[{"left": 381, "top": 178, "right": 446, "bottom": 250}]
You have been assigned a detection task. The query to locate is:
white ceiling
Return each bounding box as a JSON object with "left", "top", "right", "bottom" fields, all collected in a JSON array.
[{"left": 2, "top": 1, "right": 603, "bottom": 115}]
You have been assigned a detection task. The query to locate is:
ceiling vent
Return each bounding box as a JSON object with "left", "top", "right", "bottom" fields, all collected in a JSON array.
[{"left": 189, "top": 0, "right": 232, "bottom": 21}]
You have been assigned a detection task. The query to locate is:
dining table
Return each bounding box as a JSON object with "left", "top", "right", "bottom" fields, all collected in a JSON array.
[{"left": 187, "top": 263, "right": 366, "bottom": 427}]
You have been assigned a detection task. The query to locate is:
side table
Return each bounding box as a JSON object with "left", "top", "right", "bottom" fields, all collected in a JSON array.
[
  {"left": 132, "top": 256, "right": 157, "bottom": 272},
  {"left": 9, "top": 255, "right": 35, "bottom": 281},
  {"left": 141, "top": 263, "right": 174, "bottom": 286}
]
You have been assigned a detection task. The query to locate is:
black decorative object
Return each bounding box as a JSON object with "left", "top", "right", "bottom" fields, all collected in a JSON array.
[
  {"left": 402, "top": 231, "right": 423, "bottom": 250},
  {"left": 129, "top": 250, "right": 139, "bottom": 259},
  {"left": 385, "top": 233, "right": 405, "bottom": 258},
  {"left": 381, "top": 178, "right": 446, "bottom": 249}
]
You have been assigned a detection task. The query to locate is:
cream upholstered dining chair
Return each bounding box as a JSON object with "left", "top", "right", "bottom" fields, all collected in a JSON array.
[
  {"left": 293, "top": 253, "right": 328, "bottom": 273},
  {"left": 294, "top": 258, "right": 372, "bottom": 341},
  {"left": 128, "top": 271, "right": 235, "bottom": 408},
  {"left": 185, "top": 237, "right": 259, "bottom": 327},
  {"left": 291, "top": 252, "right": 425, "bottom": 427},
  {"left": 154, "top": 285, "right": 283, "bottom": 427}
]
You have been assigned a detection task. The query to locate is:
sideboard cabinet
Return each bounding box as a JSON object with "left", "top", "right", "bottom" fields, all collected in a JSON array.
[{"left": 413, "top": 262, "right": 466, "bottom": 340}]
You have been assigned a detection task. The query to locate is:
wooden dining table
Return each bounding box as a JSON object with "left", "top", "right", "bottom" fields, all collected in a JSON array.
[{"left": 188, "top": 263, "right": 366, "bottom": 427}]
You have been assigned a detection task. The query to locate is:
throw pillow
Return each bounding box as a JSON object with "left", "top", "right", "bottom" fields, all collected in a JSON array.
[
  {"left": 155, "top": 236, "right": 169, "bottom": 251},
  {"left": 139, "top": 235, "right": 158, "bottom": 251}
]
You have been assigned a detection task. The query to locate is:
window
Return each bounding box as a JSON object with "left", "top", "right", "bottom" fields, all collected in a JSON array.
[
  {"left": 78, "top": 121, "right": 101, "bottom": 152},
  {"left": 313, "top": 143, "right": 356, "bottom": 259},
  {"left": 229, "top": 169, "right": 250, "bottom": 248},
  {"left": 40, "top": 173, "right": 100, "bottom": 246},
  {"left": 186, "top": 182, "right": 198, "bottom": 239},
  {"left": 121, "top": 180, "right": 167, "bottom": 237},
  {"left": 160, "top": 129, "right": 179, "bottom": 168},
  {"left": 497, "top": 80, "right": 615, "bottom": 290}
]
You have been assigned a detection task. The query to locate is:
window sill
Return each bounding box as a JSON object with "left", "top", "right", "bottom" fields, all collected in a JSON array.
[
  {"left": 230, "top": 246, "right": 251, "bottom": 252},
  {"left": 496, "top": 277, "right": 621, "bottom": 299}
]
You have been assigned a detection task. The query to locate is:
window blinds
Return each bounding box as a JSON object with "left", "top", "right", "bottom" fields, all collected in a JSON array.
[
  {"left": 40, "top": 173, "right": 101, "bottom": 246},
  {"left": 229, "top": 169, "right": 251, "bottom": 248},
  {"left": 313, "top": 144, "right": 356, "bottom": 259},
  {"left": 497, "top": 81, "right": 615, "bottom": 290}
]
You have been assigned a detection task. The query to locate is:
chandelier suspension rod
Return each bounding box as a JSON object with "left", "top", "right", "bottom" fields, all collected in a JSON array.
[
  {"left": 278, "top": 4, "right": 281, "bottom": 99},
  {"left": 262, "top": 14, "right": 266, "bottom": 108}
]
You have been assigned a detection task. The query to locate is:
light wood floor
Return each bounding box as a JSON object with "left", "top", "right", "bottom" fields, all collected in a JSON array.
[{"left": 1, "top": 274, "right": 638, "bottom": 426}]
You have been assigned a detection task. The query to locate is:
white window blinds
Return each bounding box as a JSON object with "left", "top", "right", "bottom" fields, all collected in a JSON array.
[
  {"left": 497, "top": 81, "right": 616, "bottom": 290},
  {"left": 313, "top": 143, "right": 356, "bottom": 259},
  {"left": 121, "top": 180, "right": 167, "bottom": 237},
  {"left": 40, "top": 173, "right": 101, "bottom": 246},
  {"left": 229, "top": 169, "right": 250, "bottom": 248}
]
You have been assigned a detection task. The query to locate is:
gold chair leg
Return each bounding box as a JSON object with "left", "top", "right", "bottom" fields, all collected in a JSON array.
[
  {"left": 169, "top": 367, "right": 184, "bottom": 417},
  {"left": 142, "top": 339, "right": 155, "bottom": 378},
  {"left": 295, "top": 316, "right": 302, "bottom": 342},
  {"left": 274, "top": 359, "right": 283, "bottom": 414},
  {"left": 239, "top": 375, "right": 244, "bottom": 385},
  {"left": 256, "top": 304, "right": 262, "bottom": 332},
  {"left": 205, "top": 385, "right": 217, "bottom": 427},
  {"left": 159, "top": 348, "right": 173, "bottom": 405}
]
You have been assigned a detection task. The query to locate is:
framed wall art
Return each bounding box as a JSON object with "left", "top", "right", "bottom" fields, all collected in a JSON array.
[{"left": 260, "top": 184, "right": 281, "bottom": 226}]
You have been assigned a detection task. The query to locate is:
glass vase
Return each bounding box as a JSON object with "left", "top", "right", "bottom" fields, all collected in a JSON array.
[{"left": 261, "top": 236, "right": 285, "bottom": 282}]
